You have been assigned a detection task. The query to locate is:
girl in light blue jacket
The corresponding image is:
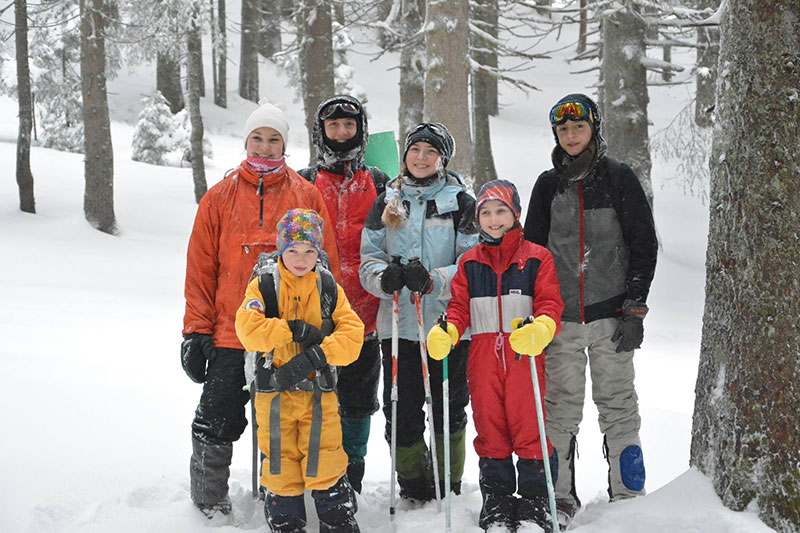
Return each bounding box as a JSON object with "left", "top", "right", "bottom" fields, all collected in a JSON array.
[{"left": 359, "top": 123, "right": 478, "bottom": 502}]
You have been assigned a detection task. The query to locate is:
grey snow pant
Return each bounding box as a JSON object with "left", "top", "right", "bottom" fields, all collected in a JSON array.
[{"left": 544, "top": 318, "right": 645, "bottom": 509}]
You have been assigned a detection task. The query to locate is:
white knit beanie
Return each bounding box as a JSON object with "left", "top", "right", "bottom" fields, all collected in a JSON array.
[{"left": 243, "top": 99, "right": 289, "bottom": 148}]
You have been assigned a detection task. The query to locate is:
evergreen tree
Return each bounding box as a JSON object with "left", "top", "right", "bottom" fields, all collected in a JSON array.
[{"left": 131, "top": 91, "right": 177, "bottom": 165}]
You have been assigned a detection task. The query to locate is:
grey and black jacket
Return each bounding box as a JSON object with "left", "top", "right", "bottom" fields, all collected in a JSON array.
[{"left": 523, "top": 156, "right": 657, "bottom": 324}]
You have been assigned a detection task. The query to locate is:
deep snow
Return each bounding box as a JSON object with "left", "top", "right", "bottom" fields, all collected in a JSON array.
[{"left": 0, "top": 6, "right": 776, "bottom": 533}]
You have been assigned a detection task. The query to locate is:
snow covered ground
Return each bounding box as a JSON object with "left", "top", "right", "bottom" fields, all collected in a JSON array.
[{"left": 0, "top": 9, "right": 776, "bottom": 533}]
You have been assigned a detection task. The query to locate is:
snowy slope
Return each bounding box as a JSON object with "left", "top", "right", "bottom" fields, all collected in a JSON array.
[{"left": 0, "top": 7, "right": 776, "bottom": 533}]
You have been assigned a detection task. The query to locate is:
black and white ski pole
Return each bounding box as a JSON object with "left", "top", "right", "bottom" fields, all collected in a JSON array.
[
  {"left": 516, "top": 317, "right": 559, "bottom": 533},
  {"left": 390, "top": 257, "right": 401, "bottom": 519}
]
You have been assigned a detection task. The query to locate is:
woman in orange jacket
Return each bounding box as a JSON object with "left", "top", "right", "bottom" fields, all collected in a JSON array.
[
  {"left": 180, "top": 102, "right": 341, "bottom": 520},
  {"left": 236, "top": 209, "right": 364, "bottom": 532}
]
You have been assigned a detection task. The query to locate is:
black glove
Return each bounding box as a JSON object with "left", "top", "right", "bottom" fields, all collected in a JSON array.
[
  {"left": 287, "top": 320, "right": 324, "bottom": 349},
  {"left": 380, "top": 260, "right": 405, "bottom": 294},
  {"left": 270, "top": 345, "right": 329, "bottom": 391},
  {"left": 403, "top": 258, "right": 433, "bottom": 294},
  {"left": 180, "top": 333, "right": 215, "bottom": 383},
  {"left": 611, "top": 300, "right": 648, "bottom": 353}
]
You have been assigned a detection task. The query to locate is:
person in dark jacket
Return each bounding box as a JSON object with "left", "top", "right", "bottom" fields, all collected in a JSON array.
[
  {"left": 523, "top": 93, "right": 658, "bottom": 528},
  {"left": 298, "top": 95, "right": 389, "bottom": 493},
  {"left": 428, "top": 180, "right": 563, "bottom": 531},
  {"left": 360, "top": 123, "right": 479, "bottom": 502}
]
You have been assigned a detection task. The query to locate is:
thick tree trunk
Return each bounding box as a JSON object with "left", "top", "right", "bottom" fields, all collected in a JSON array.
[
  {"left": 472, "top": 0, "right": 498, "bottom": 116},
  {"left": 398, "top": 0, "right": 424, "bottom": 142},
  {"left": 15, "top": 0, "right": 35, "bottom": 214},
  {"left": 80, "top": 0, "right": 116, "bottom": 234},
  {"left": 259, "top": 0, "right": 282, "bottom": 58},
  {"left": 298, "top": 0, "right": 335, "bottom": 165},
  {"left": 157, "top": 52, "right": 184, "bottom": 113},
  {"left": 691, "top": 1, "right": 800, "bottom": 531},
  {"left": 188, "top": 24, "right": 205, "bottom": 98},
  {"left": 695, "top": 0, "right": 719, "bottom": 127},
  {"left": 187, "top": 11, "right": 207, "bottom": 204},
  {"left": 600, "top": 5, "right": 653, "bottom": 207},
  {"left": 424, "top": 0, "right": 471, "bottom": 182},
  {"left": 239, "top": 0, "right": 259, "bottom": 102},
  {"left": 577, "top": 0, "right": 588, "bottom": 53},
  {"left": 213, "top": 0, "right": 227, "bottom": 108}
]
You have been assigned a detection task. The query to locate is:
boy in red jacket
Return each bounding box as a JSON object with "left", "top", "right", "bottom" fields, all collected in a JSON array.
[{"left": 427, "top": 180, "right": 564, "bottom": 532}]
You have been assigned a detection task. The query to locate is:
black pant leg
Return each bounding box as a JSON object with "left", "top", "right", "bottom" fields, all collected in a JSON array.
[
  {"left": 191, "top": 347, "right": 250, "bottom": 444},
  {"left": 381, "top": 338, "right": 427, "bottom": 448},
  {"left": 337, "top": 334, "right": 381, "bottom": 419}
]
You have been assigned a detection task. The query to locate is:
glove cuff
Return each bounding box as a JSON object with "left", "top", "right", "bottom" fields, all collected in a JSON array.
[
  {"left": 305, "top": 344, "right": 328, "bottom": 370},
  {"left": 622, "top": 299, "right": 648, "bottom": 319}
]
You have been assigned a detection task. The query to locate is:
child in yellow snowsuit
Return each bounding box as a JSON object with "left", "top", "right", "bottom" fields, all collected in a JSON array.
[{"left": 236, "top": 208, "right": 364, "bottom": 533}]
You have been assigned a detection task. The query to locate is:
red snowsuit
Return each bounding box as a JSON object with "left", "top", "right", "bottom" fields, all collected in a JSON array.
[{"left": 447, "top": 227, "right": 563, "bottom": 459}]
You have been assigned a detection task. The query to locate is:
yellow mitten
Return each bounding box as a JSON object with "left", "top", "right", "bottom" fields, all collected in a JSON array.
[
  {"left": 426, "top": 322, "right": 460, "bottom": 360},
  {"left": 509, "top": 315, "right": 557, "bottom": 356}
]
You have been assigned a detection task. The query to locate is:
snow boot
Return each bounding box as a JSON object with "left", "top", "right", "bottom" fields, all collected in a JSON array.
[
  {"left": 313, "top": 476, "right": 360, "bottom": 533},
  {"left": 435, "top": 429, "right": 466, "bottom": 495},
  {"left": 517, "top": 457, "right": 555, "bottom": 532},
  {"left": 604, "top": 435, "right": 646, "bottom": 502},
  {"left": 395, "top": 440, "right": 434, "bottom": 502},
  {"left": 190, "top": 435, "right": 233, "bottom": 518},
  {"left": 478, "top": 457, "right": 517, "bottom": 531},
  {"left": 264, "top": 492, "right": 306, "bottom": 532}
]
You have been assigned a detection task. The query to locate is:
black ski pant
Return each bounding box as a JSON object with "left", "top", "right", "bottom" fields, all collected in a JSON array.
[
  {"left": 337, "top": 334, "right": 381, "bottom": 419},
  {"left": 191, "top": 347, "right": 250, "bottom": 445},
  {"left": 381, "top": 338, "right": 470, "bottom": 448}
]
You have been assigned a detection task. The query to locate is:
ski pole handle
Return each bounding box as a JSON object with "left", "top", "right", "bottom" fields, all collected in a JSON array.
[{"left": 513, "top": 315, "right": 535, "bottom": 361}]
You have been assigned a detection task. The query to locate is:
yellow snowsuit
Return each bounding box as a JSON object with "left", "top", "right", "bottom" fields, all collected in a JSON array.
[{"left": 236, "top": 260, "right": 364, "bottom": 495}]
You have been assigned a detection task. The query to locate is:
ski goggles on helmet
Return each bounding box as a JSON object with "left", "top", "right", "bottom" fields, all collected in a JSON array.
[
  {"left": 320, "top": 101, "right": 360, "bottom": 120},
  {"left": 549, "top": 100, "right": 594, "bottom": 126},
  {"left": 408, "top": 122, "right": 448, "bottom": 138}
]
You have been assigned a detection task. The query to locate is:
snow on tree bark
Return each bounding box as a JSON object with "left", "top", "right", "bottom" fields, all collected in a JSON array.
[
  {"left": 695, "top": 0, "right": 719, "bottom": 128},
  {"left": 15, "top": 0, "right": 35, "bottom": 214},
  {"left": 424, "top": 0, "right": 472, "bottom": 181},
  {"left": 239, "top": 0, "right": 259, "bottom": 103},
  {"left": 80, "top": 0, "right": 116, "bottom": 234},
  {"left": 690, "top": 1, "right": 800, "bottom": 531},
  {"left": 601, "top": 4, "right": 653, "bottom": 208},
  {"left": 398, "top": 0, "right": 425, "bottom": 141},
  {"left": 212, "top": 0, "right": 227, "bottom": 108},
  {"left": 187, "top": 9, "right": 207, "bottom": 203},
  {"left": 471, "top": 0, "right": 499, "bottom": 192},
  {"left": 298, "top": 0, "right": 335, "bottom": 166}
]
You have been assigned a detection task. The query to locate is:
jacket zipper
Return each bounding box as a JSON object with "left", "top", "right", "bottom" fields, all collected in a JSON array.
[
  {"left": 257, "top": 174, "right": 264, "bottom": 227},
  {"left": 578, "top": 181, "right": 586, "bottom": 323},
  {"left": 495, "top": 265, "right": 507, "bottom": 374}
]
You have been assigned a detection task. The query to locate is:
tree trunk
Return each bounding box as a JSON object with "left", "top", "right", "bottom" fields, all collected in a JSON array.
[
  {"left": 298, "top": 0, "right": 335, "bottom": 165},
  {"left": 213, "top": 0, "right": 227, "bottom": 108},
  {"left": 695, "top": 0, "right": 719, "bottom": 127},
  {"left": 471, "top": 83, "right": 497, "bottom": 191},
  {"left": 259, "top": 0, "right": 282, "bottom": 58},
  {"left": 398, "top": 0, "right": 424, "bottom": 143},
  {"left": 15, "top": 0, "right": 35, "bottom": 214},
  {"left": 577, "top": 0, "right": 588, "bottom": 53},
  {"left": 187, "top": 9, "right": 207, "bottom": 204},
  {"left": 188, "top": 22, "right": 205, "bottom": 98},
  {"left": 424, "top": 0, "right": 471, "bottom": 182},
  {"left": 662, "top": 44, "right": 673, "bottom": 81},
  {"left": 157, "top": 52, "right": 184, "bottom": 113},
  {"left": 239, "top": 0, "right": 259, "bottom": 102},
  {"left": 691, "top": 1, "right": 800, "bottom": 531},
  {"left": 600, "top": 4, "right": 653, "bottom": 207},
  {"left": 472, "top": 0, "right": 498, "bottom": 116},
  {"left": 80, "top": 0, "right": 116, "bottom": 234}
]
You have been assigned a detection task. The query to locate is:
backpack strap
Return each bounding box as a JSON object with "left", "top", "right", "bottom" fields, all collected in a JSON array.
[{"left": 316, "top": 265, "right": 338, "bottom": 336}]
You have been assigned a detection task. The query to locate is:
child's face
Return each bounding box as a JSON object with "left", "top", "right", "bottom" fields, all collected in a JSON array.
[
  {"left": 405, "top": 142, "right": 442, "bottom": 179},
  {"left": 556, "top": 119, "right": 593, "bottom": 157},
  {"left": 479, "top": 200, "right": 516, "bottom": 239},
  {"left": 323, "top": 118, "right": 358, "bottom": 143},
  {"left": 281, "top": 243, "right": 319, "bottom": 277},
  {"left": 246, "top": 127, "right": 285, "bottom": 159}
]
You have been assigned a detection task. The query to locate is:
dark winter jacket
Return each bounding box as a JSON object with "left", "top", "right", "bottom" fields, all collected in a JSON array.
[
  {"left": 447, "top": 227, "right": 563, "bottom": 458},
  {"left": 299, "top": 165, "right": 389, "bottom": 335},
  {"left": 524, "top": 155, "right": 657, "bottom": 324}
]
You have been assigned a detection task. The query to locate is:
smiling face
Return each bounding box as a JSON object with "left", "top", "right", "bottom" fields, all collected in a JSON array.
[
  {"left": 478, "top": 200, "right": 516, "bottom": 239},
  {"left": 281, "top": 243, "right": 319, "bottom": 277},
  {"left": 323, "top": 118, "right": 358, "bottom": 143},
  {"left": 555, "top": 119, "right": 593, "bottom": 157},
  {"left": 405, "top": 141, "right": 441, "bottom": 179},
  {"left": 246, "top": 127, "right": 285, "bottom": 159}
]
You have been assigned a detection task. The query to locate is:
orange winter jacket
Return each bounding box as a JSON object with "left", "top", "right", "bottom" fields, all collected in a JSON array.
[{"left": 183, "top": 162, "right": 341, "bottom": 350}]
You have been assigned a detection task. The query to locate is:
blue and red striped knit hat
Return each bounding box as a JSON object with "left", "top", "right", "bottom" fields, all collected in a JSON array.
[
  {"left": 276, "top": 209, "right": 324, "bottom": 256},
  {"left": 476, "top": 180, "right": 522, "bottom": 220}
]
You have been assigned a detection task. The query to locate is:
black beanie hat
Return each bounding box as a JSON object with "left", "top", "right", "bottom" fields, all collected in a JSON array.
[
  {"left": 403, "top": 122, "right": 455, "bottom": 167},
  {"left": 550, "top": 93, "right": 602, "bottom": 142}
]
